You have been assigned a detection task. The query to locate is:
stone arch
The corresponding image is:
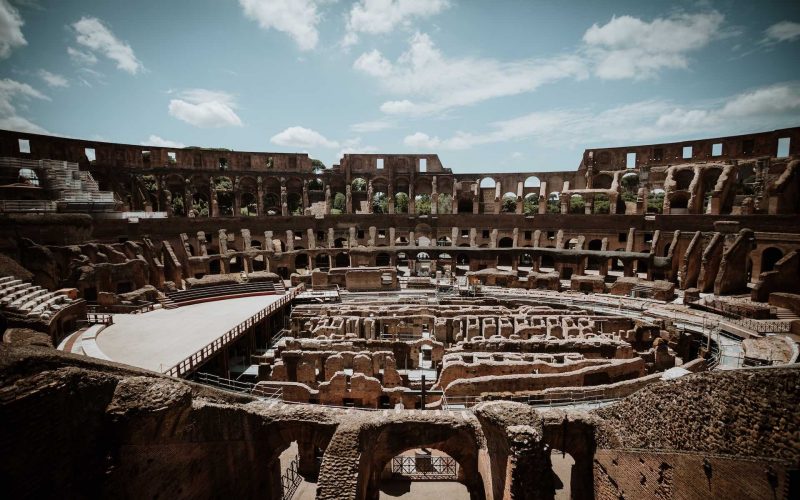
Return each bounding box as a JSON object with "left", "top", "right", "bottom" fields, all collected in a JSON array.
[
  {"left": 315, "top": 253, "right": 330, "bottom": 270},
  {"left": 761, "top": 247, "right": 784, "bottom": 273},
  {"left": 587, "top": 239, "right": 603, "bottom": 251},
  {"left": 498, "top": 237, "right": 514, "bottom": 248},
  {"left": 674, "top": 169, "right": 694, "bottom": 190},
  {"left": 376, "top": 252, "right": 391, "bottom": 267},
  {"left": 569, "top": 194, "right": 585, "bottom": 214},
  {"left": 501, "top": 192, "right": 517, "bottom": 213},
  {"left": 334, "top": 252, "right": 350, "bottom": 267},
  {"left": 479, "top": 177, "right": 496, "bottom": 188},
  {"left": 240, "top": 192, "right": 258, "bottom": 216},
  {"left": 524, "top": 175, "right": 541, "bottom": 188},
  {"left": 593, "top": 174, "right": 613, "bottom": 190},
  {"left": 358, "top": 420, "right": 487, "bottom": 500}
]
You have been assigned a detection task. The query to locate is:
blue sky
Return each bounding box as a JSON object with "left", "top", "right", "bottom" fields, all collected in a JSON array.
[{"left": 0, "top": 0, "right": 799, "bottom": 172}]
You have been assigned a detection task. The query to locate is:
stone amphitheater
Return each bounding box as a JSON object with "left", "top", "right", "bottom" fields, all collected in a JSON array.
[{"left": 1, "top": 127, "right": 799, "bottom": 499}]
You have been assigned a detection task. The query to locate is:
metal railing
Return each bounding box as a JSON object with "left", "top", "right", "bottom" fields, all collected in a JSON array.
[
  {"left": 88, "top": 302, "right": 155, "bottom": 314},
  {"left": 391, "top": 455, "right": 458, "bottom": 480},
  {"left": 86, "top": 312, "right": 113, "bottom": 325},
  {"left": 164, "top": 286, "right": 301, "bottom": 378},
  {"left": 281, "top": 456, "right": 303, "bottom": 500},
  {"left": 193, "top": 372, "right": 283, "bottom": 400},
  {"left": 0, "top": 200, "right": 57, "bottom": 212}
]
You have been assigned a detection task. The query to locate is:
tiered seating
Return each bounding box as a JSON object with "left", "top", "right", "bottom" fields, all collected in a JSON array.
[
  {"left": 0, "top": 275, "right": 74, "bottom": 320},
  {"left": 39, "top": 160, "right": 116, "bottom": 205},
  {"left": 166, "top": 281, "right": 281, "bottom": 307}
]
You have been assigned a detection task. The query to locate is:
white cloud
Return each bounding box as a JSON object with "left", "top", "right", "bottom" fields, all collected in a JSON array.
[
  {"left": 337, "top": 136, "right": 378, "bottom": 159},
  {"left": 354, "top": 32, "right": 588, "bottom": 116},
  {"left": 402, "top": 83, "right": 800, "bottom": 151},
  {"left": 141, "top": 135, "right": 186, "bottom": 148},
  {"left": 762, "top": 20, "right": 800, "bottom": 44},
  {"left": 271, "top": 126, "right": 339, "bottom": 148},
  {"left": 238, "top": 0, "right": 321, "bottom": 51},
  {"left": 38, "top": 69, "right": 68, "bottom": 88},
  {"left": 0, "top": 78, "right": 49, "bottom": 133},
  {"left": 72, "top": 16, "right": 143, "bottom": 74},
  {"left": 350, "top": 119, "right": 393, "bottom": 133},
  {"left": 343, "top": 0, "right": 450, "bottom": 47},
  {"left": 582, "top": 11, "right": 725, "bottom": 79},
  {"left": 168, "top": 89, "right": 243, "bottom": 128},
  {"left": 0, "top": 0, "right": 26, "bottom": 59},
  {"left": 67, "top": 46, "right": 97, "bottom": 65}
]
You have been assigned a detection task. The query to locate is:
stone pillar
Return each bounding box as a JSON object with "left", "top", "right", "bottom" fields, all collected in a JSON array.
[
  {"left": 623, "top": 259, "right": 635, "bottom": 277},
  {"left": 516, "top": 180, "right": 524, "bottom": 214},
  {"left": 346, "top": 184, "right": 352, "bottom": 214},
  {"left": 324, "top": 184, "right": 331, "bottom": 215},
  {"left": 257, "top": 176, "right": 264, "bottom": 216},
  {"left": 473, "top": 182, "right": 480, "bottom": 214},
  {"left": 532, "top": 230, "right": 541, "bottom": 248},
  {"left": 451, "top": 226, "right": 459, "bottom": 245},
  {"left": 264, "top": 231, "right": 274, "bottom": 252},
  {"left": 280, "top": 183, "right": 288, "bottom": 216},
  {"left": 286, "top": 230, "right": 294, "bottom": 252},
  {"left": 366, "top": 179, "right": 373, "bottom": 214},
  {"left": 490, "top": 229, "right": 498, "bottom": 248},
  {"left": 233, "top": 177, "right": 241, "bottom": 216},
  {"left": 470, "top": 228, "right": 477, "bottom": 247},
  {"left": 408, "top": 183, "right": 416, "bottom": 214},
  {"left": 368, "top": 226, "right": 376, "bottom": 247},
  {"left": 307, "top": 228, "right": 316, "bottom": 250},
  {"left": 408, "top": 231, "right": 416, "bottom": 246},
  {"left": 431, "top": 176, "right": 438, "bottom": 214},
  {"left": 349, "top": 227, "right": 357, "bottom": 248},
  {"left": 302, "top": 180, "right": 309, "bottom": 214},
  {"left": 451, "top": 179, "right": 458, "bottom": 213},
  {"left": 209, "top": 176, "right": 219, "bottom": 217},
  {"left": 184, "top": 179, "right": 192, "bottom": 217},
  {"left": 494, "top": 181, "right": 502, "bottom": 214},
  {"left": 387, "top": 183, "right": 395, "bottom": 214},
  {"left": 512, "top": 227, "right": 519, "bottom": 247},
  {"left": 328, "top": 228, "right": 335, "bottom": 248}
]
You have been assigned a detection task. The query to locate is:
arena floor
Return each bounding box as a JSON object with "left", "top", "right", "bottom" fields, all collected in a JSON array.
[{"left": 96, "top": 295, "right": 284, "bottom": 372}]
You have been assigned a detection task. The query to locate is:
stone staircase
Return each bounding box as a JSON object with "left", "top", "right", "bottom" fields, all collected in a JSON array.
[
  {"left": 0, "top": 275, "right": 75, "bottom": 321},
  {"left": 165, "top": 280, "right": 282, "bottom": 307}
]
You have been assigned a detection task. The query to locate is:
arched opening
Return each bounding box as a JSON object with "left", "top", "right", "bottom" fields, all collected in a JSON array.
[
  {"left": 524, "top": 176, "right": 541, "bottom": 188},
  {"left": 331, "top": 191, "right": 346, "bottom": 214},
  {"left": 437, "top": 193, "right": 452, "bottom": 214},
  {"left": 669, "top": 192, "right": 689, "bottom": 211},
  {"left": 229, "top": 256, "right": 242, "bottom": 273},
  {"left": 209, "top": 259, "right": 221, "bottom": 275},
  {"left": 308, "top": 178, "right": 324, "bottom": 191},
  {"left": 372, "top": 191, "right": 388, "bottom": 213},
  {"left": 587, "top": 239, "right": 602, "bottom": 251},
  {"left": 366, "top": 424, "right": 485, "bottom": 500},
  {"left": 376, "top": 252, "right": 391, "bottom": 267},
  {"left": 18, "top": 167, "right": 39, "bottom": 186},
  {"left": 191, "top": 193, "right": 209, "bottom": 217},
  {"left": 457, "top": 198, "right": 473, "bottom": 213},
  {"left": 397, "top": 252, "right": 408, "bottom": 267},
  {"left": 395, "top": 192, "right": 410, "bottom": 214},
  {"left": 540, "top": 254, "right": 554, "bottom": 270},
  {"left": 263, "top": 193, "right": 280, "bottom": 216},
  {"left": 351, "top": 177, "right": 367, "bottom": 192},
  {"left": 592, "top": 194, "right": 610, "bottom": 214},
  {"left": 648, "top": 189, "right": 665, "bottom": 214},
  {"left": 334, "top": 237, "right": 346, "bottom": 249},
  {"left": 315, "top": 254, "right": 330, "bottom": 270},
  {"left": 334, "top": 252, "right": 350, "bottom": 268},
  {"left": 620, "top": 172, "right": 639, "bottom": 204},
  {"left": 761, "top": 247, "right": 784, "bottom": 273},
  {"left": 252, "top": 254, "right": 266, "bottom": 272},
  {"left": 547, "top": 192, "right": 560, "bottom": 213},
  {"left": 240, "top": 192, "right": 258, "bottom": 216},
  {"left": 417, "top": 236, "right": 432, "bottom": 247},
  {"left": 287, "top": 192, "right": 303, "bottom": 215},
  {"left": 611, "top": 249, "right": 625, "bottom": 271},
  {"left": 214, "top": 176, "right": 233, "bottom": 216},
  {"left": 415, "top": 194, "right": 431, "bottom": 215},
  {"left": 501, "top": 192, "right": 517, "bottom": 213},
  {"left": 674, "top": 169, "right": 694, "bottom": 190},
  {"left": 593, "top": 174, "right": 613, "bottom": 190},
  {"left": 437, "top": 236, "right": 452, "bottom": 247},
  {"left": 295, "top": 253, "right": 309, "bottom": 271},
  {"left": 550, "top": 448, "right": 576, "bottom": 500},
  {"left": 523, "top": 193, "right": 538, "bottom": 215},
  {"left": 479, "top": 177, "right": 496, "bottom": 188},
  {"left": 569, "top": 194, "right": 584, "bottom": 214},
  {"left": 498, "top": 237, "right": 514, "bottom": 248}
]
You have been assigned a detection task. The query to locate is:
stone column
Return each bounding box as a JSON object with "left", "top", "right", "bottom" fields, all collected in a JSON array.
[
  {"left": 490, "top": 229, "right": 498, "bottom": 248},
  {"left": 286, "top": 230, "right": 294, "bottom": 252},
  {"left": 328, "top": 228, "right": 335, "bottom": 248},
  {"left": 324, "top": 184, "right": 331, "bottom": 215},
  {"left": 233, "top": 176, "right": 241, "bottom": 216},
  {"left": 408, "top": 231, "right": 416, "bottom": 246},
  {"left": 512, "top": 227, "right": 519, "bottom": 247},
  {"left": 280, "top": 182, "right": 288, "bottom": 216},
  {"left": 389, "top": 227, "right": 396, "bottom": 245},
  {"left": 408, "top": 183, "right": 416, "bottom": 214},
  {"left": 257, "top": 176, "right": 264, "bottom": 216},
  {"left": 516, "top": 180, "right": 524, "bottom": 214},
  {"left": 366, "top": 179, "right": 374, "bottom": 214},
  {"left": 494, "top": 181, "right": 502, "bottom": 214},
  {"left": 451, "top": 226, "right": 459, "bottom": 245},
  {"left": 346, "top": 185, "right": 352, "bottom": 214},
  {"left": 470, "top": 228, "right": 477, "bottom": 247},
  {"left": 349, "top": 227, "right": 357, "bottom": 248},
  {"left": 431, "top": 176, "right": 438, "bottom": 214},
  {"left": 452, "top": 179, "right": 458, "bottom": 213},
  {"left": 307, "top": 228, "right": 316, "bottom": 250},
  {"left": 209, "top": 176, "right": 219, "bottom": 217},
  {"left": 387, "top": 183, "right": 395, "bottom": 214},
  {"left": 368, "top": 226, "right": 376, "bottom": 247},
  {"left": 184, "top": 179, "right": 192, "bottom": 217}
]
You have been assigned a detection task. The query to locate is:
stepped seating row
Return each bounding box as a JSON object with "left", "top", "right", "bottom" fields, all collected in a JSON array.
[
  {"left": 0, "top": 275, "right": 75, "bottom": 320},
  {"left": 166, "top": 280, "right": 281, "bottom": 306}
]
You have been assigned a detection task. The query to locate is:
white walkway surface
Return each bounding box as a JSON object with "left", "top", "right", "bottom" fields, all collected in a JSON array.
[{"left": 96, "top": 295, "right": 284, "bottom": 373}]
